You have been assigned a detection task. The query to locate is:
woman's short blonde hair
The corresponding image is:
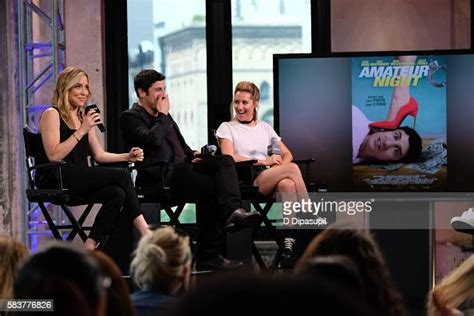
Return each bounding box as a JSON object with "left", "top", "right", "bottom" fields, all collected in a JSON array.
[
  {"left": 130, "top": 226, "right": 191, "bottom": 293},
  {"left": 427, "top": 255, "right": 474, "bottom": 316},
  {"left": 0, "top": 236, "right": 30, "bottom": 298},
  {"left": 51, "top": 66, "right": 91, "bottom": 123},
  {"left": 231, "top": 81, "right": 260, "bottom": 121}
]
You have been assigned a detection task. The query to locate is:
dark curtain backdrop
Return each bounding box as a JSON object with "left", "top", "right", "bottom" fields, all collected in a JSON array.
[
  {"left": 103, "top": 0, "right": 132, "bottom": 274},
  {"left": 104, "top": 0, "right": 129, "bottom": 153}
]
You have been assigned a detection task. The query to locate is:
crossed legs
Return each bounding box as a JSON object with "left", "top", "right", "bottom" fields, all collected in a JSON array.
[
  {"left": 254, "top": 162, "right": 307, "bottom": 198},
  {"left": 254, "top": 162, "right": 309, "bottom": 265}
]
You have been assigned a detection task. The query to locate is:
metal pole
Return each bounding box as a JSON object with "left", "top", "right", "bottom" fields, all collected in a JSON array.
[
  {"left": 18, "top": 0, "right": 26, "bottom": 126},
  {"left": 51, "top": 0, "right": 59, "bottom": 84}
]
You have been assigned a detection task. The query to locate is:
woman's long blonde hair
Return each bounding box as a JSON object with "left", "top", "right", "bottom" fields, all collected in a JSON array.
[
  {"left": 230, "top": 81, "right": 260, "bottom": 121},
  {"left": 51, "top": 66, "right": 91, "bottom": 124},
  {"left": 427, "top": 255, "right": 474, "bottom": 316},
  {"left": 0, "top": 236, "right": 30, "bottom": 299},
  {"left": 130, "top": 226, "right": 191, "bottom": 294}
]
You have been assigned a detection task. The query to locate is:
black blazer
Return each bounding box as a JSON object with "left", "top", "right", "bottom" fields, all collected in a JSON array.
[{"left": 119, "top": 103, "right": 194, "bottom": 185}]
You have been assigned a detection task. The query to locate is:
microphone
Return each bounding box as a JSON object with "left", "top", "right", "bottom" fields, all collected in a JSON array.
[
  {"left": 84, "top": 104, "right": 106, "bottom": 133},
  {"left": 201, "top": 144, "right": 217, "bottom": 156},
  {"left": 208, "top": 145, "right": 217, "bottom": 155},
  {"left": 267, "top": 137, "right": 281, "bottom": 156}
]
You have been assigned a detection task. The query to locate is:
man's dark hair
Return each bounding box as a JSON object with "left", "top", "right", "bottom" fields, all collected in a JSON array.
[
  {"left": 398, "top": 126, "right": 422, "bottom": 162},
  {"left": 134, "top": 69, "right": 165, "bottom": 97}
]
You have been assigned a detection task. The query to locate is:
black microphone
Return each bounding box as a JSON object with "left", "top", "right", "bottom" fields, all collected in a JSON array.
[
  {"left": 84, "top": 104, "right": 106, "bottom": 133},
  {"left": 201, "top": 144, "right": 217, "bottom": 156},
  {"left": 267, "top": 137, "right": 281, "bottom": 156},
  {"left": 208, "top": 145, "right": 217, "bottom": 155}
]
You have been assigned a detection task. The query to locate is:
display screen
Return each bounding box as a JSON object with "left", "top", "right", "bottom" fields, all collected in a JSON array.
[{"left": 275, "top": 52, "right": 474, "bottom": 192}]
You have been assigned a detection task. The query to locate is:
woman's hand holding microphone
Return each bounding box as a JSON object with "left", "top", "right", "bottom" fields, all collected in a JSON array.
[{"left": 77, "top": 109, "right": 102, "bottom": 138}]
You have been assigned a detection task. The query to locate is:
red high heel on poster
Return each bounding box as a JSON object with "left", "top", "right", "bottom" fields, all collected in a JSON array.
[{"left": 369, "top": 97, "right": 418, "bottom": 130}]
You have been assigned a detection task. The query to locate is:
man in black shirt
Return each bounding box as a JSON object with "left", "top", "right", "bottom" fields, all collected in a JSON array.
[{"left": 119, "top": 70, "right": 260, "bottom": 270}]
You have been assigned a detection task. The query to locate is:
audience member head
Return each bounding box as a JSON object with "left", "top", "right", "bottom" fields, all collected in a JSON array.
[
  {"left": 51, "top": 66, "right": 90, "bottom": 123},
  {"left": 169, "top": 272, "right": 374, "bottom": 316},
  {"left": 133, "top": 69, "right": 166, "bottom": 98},
  {"left": 131, "top": 226, "right": 192, "bottom": 295},
  {"left": 427, "top": 255, "right": 474, "bottom": 316},
  {"left": 14, "top": 242, "right": 107, "bottom": 316},
  {"left": 231, "top": 81, "right": 260, "bottom": 121},
  {"left": 17, "top": 278, "right": 96, "bottom": 316},
  {"left": 90, "top": 251, "right": 136, "bottom": 316},
  {"left": 0, "top": 236, "right": 29, "bottom": 299},
  {"left": 296, "top": 227, "right": 407, "bottom": 316},
  {"left": 294, "top": 254, "right": 364, "bottom": 296}
]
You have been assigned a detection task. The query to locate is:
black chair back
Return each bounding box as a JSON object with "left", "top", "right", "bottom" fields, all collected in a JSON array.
[
  {"left": 23, "top": 128, "right": 50, "bottom": 188},
  {"left": 24, "top": 128, "right": 49, "bottom": 165}
]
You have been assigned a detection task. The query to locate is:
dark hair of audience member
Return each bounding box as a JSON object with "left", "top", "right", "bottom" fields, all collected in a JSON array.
[
  {"left": 295, "top": 254, "right": 365, "bottom": 296},
  {"left": 295, "top": 228, "right": 407, "bottom": 316},
  {"left": 168, "top": 272, "right": 375, "bottom": 316},
  {"left": 0, "top": 236, "right": 29, "bottom": 299},
  {"left": 14, "top": 243, "right": 106, "bottom": 316},
  {"left": 90, "top": 251, "right": 137, "bottom": 316},
  {"left": 12, "top": 278, "right": 95, "bottom": 316}
]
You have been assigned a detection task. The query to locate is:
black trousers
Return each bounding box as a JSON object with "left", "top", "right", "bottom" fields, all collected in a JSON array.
[
  {"left": 139, "top": 155, "right": 243, "bottom": 260},
  {"left": 40, "top": 166, "right": 142, "bottom": 243}
]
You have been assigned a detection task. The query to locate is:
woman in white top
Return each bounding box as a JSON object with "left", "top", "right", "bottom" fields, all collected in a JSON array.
[
  {"left": 216, "top": 81, "right": 308, "bottom": 263},
  {"left": 216, "top": 81, "right": 307, "bottom": 198}
]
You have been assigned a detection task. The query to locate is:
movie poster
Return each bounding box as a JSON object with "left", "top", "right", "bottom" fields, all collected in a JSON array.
[{"left": 352, "top": 55, "right": 447, "bottom": 191}]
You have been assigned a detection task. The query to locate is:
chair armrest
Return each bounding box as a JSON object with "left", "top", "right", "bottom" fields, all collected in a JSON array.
[
  {"left": 29, "top": 161, "right": 67, "bottom": 191},
  {"left": 293, "top": 158, "right": 316, "bottom": 165},
  {"left": 131, "top": 160, "right": 169, "bottom": 171},
  {"left": 30, "top": 160, "right": 67, "bottom": 171},
  {"left": 94, "top": 161, "right": 132, "bottom": 169},
  {"left": 133, "top": 161, "right": 170, "bottom": 192},
  {"left": 235, "top": 159, "right": 258, "bottom": 167}
]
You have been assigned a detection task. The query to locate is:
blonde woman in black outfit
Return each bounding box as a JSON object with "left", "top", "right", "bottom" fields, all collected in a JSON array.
[{"left": 37, "top": 66, "right": 149, "bottom": 250}]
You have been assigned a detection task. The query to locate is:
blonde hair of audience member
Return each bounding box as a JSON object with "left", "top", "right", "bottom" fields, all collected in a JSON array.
[
  {"left": 428, "top": 255, "right": 474, "bottom": 316},
  {"left": 90, "top": 251, "right": 136, "bottom": 316},
  {"left": 131, "top": 226, "right": 192, "bottom": 295},
  {"left": 0, "top": 236, "right": 29, "bottom": 299},
  {"left": 230, "top": 81, "right": 260, "bottom": 121},
  {"left": 51, "top": 66, "right": 90, "bottom": 124}
]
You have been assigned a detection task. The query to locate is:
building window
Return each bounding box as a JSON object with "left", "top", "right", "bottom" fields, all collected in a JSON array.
[
  {"left": 260, "top": 80, "right": 270, "bottom": 100},
  {"left": 231, "top": 0, "right": 311, "bottom": 126},
  {"left": 127, "top": 0, "right": 207, "bottom": 150}
]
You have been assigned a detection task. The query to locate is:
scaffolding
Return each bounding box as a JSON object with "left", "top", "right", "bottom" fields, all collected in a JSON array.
[
  {"left": 18, "top": 0, "right": 64, "bottom": 249},
  {"left": 18, "top": 0, "right": 64, "bottom": 129}
]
